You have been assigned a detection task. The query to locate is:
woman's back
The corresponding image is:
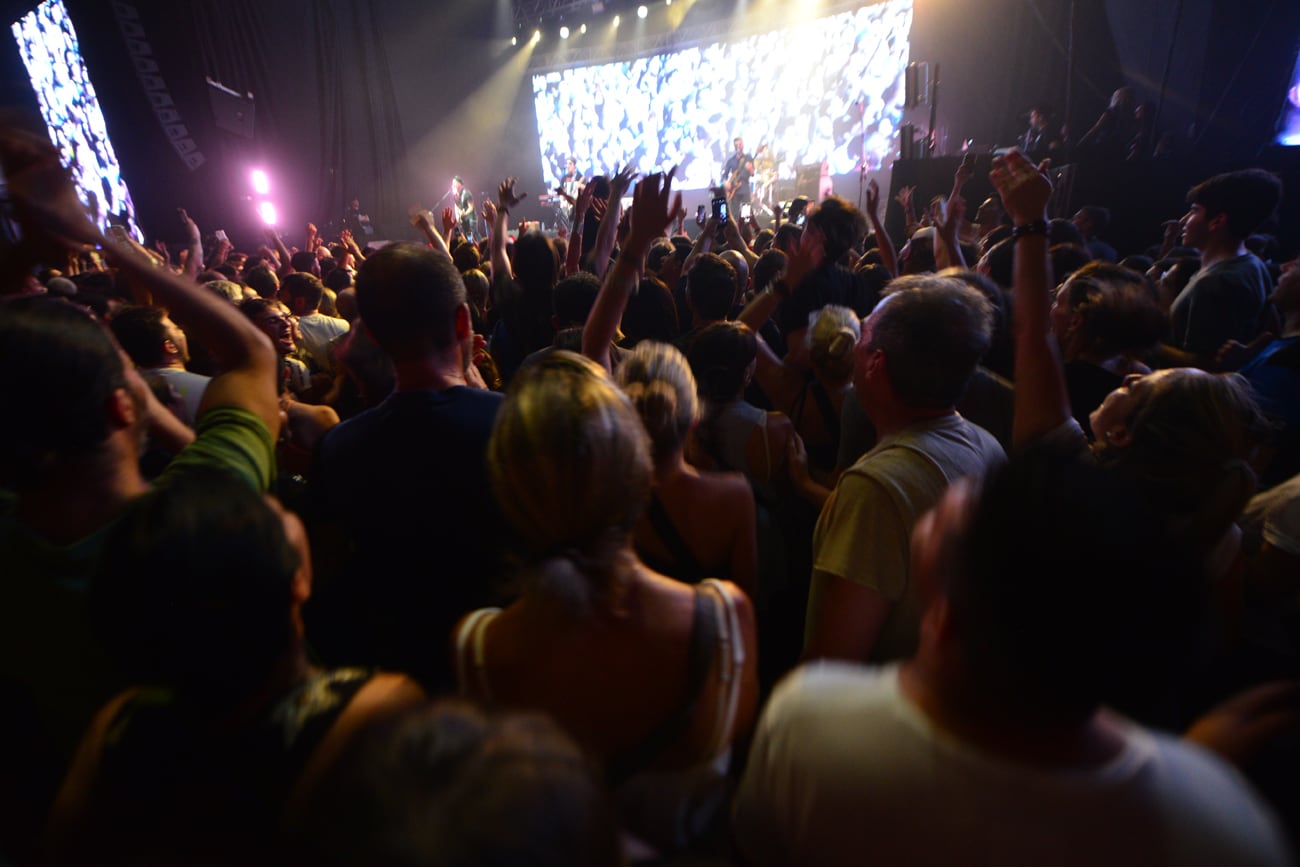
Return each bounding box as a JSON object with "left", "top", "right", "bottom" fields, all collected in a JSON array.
[
  {"left": 634, "top": 465, "right": 757, "bottom": 595},
  {"left": 455, "top": 568, "right": 757, "bottom": 776}
]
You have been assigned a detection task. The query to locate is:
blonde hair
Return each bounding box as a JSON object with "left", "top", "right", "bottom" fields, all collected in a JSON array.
[
  {"left": 1099, "top": 370, "right": 1267, "bottom": 548},
  {"left": 489, "top": 351, "right": 652, "bottom": 610},
  {"left": 807, "top": 304, "right": 860, "bottom": 382},
  {"left": 616, "top": 341, "right": 698, "bottom": 462}
]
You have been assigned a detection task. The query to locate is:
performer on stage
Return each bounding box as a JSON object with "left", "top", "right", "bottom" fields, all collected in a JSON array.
[
  {"left": 560, "top": 158, "right": 581, "bottom": 199},
  {"left": 722, "top": 137, "right": 754, "bottom": 212},
  {"left": 555, "top": 157, "right": 582, "bottom": 222},
  {"left": 451, "top": 175, "right": 475, "bottom": 241}
]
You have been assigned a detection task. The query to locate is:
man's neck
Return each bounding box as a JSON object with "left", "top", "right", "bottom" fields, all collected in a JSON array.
[
  {"left": 392, "top": 352, "right": 470, "bottom": 393},
  {"left": 899, "top": 656, "right": 1125, "bottom": 769},
  {"left": 16, "top": 441, "right": 147, "bottom": 546},
  {"left": 1199, "top": 238, "right": 1247, "bottom": 270},
  {"left": 872, "top": 404, "right": 956, "bottom": 441}
]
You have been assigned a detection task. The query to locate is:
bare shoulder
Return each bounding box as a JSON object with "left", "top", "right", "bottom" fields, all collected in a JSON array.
[
  {"left": 349, "top": 672, "right": 427, "bottom": 714},
  {"left": 694, "top": 466, "right": 754, "bottom": 501},
  {"left": 703, "top": 578, "right": 755, "bottom": 620}
]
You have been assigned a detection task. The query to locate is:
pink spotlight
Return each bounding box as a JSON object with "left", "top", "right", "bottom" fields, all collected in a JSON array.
[
  {"left": 258, "top": 201, "right": 278, "bottom": 225},
  {"left": 250, "top": 169, "right": 270, "bottom": 195}
]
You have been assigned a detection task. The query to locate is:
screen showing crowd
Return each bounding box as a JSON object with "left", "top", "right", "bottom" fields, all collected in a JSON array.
[
  {"left": 12, "top": 0, "right": 143, "bottom": 239},
  {"left": 532, "top": 0, "right": 913, "bottom": 190},
  {"left": 1278, "top": 40, "right": 1300, "bottom": 147}
]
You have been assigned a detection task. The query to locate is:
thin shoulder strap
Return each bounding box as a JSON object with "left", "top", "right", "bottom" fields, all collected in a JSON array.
[
  {"left": 645, "top": 492, "right": 706, "bottom": 583},
  {"left": 700, "top": 579, "right": 745, "bottom": 757},
  {"left": 605, "top": 587, "right": 717, "bottom": 786},
  {"left": 454, "top": 608, "right": 499, "bottom": 699},
  {"left": 759, "top": 411, "right": 771, "bottom": 478}
]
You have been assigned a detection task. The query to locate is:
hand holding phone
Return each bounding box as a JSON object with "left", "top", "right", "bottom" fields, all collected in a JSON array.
[{"left": 711, "top": 196, "right": 728, "bottom": 223}]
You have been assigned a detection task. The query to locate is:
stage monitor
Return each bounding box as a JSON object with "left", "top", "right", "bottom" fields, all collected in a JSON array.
[
  {"left": 531, "top": 0, "right": 913, "bottom": 191},
  {"left": 11, "top": 0, "right": 143, "bottom": 238},
  {"left": 1278, "top": 39, "right": 1300, "bottom": 146}
]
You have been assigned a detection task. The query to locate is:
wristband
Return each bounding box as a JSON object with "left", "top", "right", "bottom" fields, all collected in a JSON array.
[{"left": 1011, "top": 220, "right": 1049, "bottom": 240}]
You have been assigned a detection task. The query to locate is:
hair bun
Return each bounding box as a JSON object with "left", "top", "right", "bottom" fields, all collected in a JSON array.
[{"left": 828, "top": 328, "right": 856, "bottom": 361}]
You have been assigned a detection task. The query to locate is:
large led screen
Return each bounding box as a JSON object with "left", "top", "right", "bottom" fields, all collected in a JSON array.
[
  {"left": 1278, "top": 43, "right": 1300, "bottom": 147},
  {"left": 532, "top": 0, "right": 913, "bottom": 190},
  {"left": 12, "top": 0, "right": 142, "bottom": 238}
]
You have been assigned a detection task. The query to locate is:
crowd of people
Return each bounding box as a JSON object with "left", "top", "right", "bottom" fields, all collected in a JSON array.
[{"left": 3, "top": 113, "right": 1300, "bottom": 865}]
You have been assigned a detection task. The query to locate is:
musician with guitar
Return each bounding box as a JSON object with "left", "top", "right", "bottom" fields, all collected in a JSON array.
[
  {"left": 451, "top": 175, "right": 475, "bottom": 241},
  {"left": 722, "top": 137, "right": 754, "bottom": 214}
]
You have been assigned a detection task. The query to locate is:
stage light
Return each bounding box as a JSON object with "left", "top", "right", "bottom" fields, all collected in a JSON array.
[
  {"left": 637, "top": 5, "right": 648, "bottom": 18},
  {"left": 532, "top": 29, "right": 541, "bottom": 43},
  {"left": 250, "top": 169, "right": 269, "bottom": 195},
  {"left": 612, "top": 14, "right": 620, "bottom": 26},
  {"left": 511, "top": 35, "right": 517, "bottom": 45},
  {"left": 580, "top": 23, "right": 587, "bottom": 33},
  {"left": 560, "top": 25, "right": 569, "bottom": 38},
  {"left": 666, "top": 0, "right": 672, "bottom": 5},
  {"left": 258, "top": 201, "right": 278, "bottom": 225}
]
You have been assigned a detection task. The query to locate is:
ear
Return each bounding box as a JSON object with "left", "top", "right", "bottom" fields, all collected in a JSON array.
[
  {"left": 107, "top": 386, "right": 138, "bottom": 430},
  {"left": 1105, "top": 422, "right": 1133, "bottom": 449},
  {"left": 454, "top": 302, "right": 473, "bottom": 341},
  {"left": 1207, "top": 212, "right": 1230, "bottom": 235}
]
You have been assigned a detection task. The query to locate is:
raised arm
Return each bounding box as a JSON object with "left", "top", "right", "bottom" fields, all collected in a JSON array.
[
  {"left": 680, "top": 215, "right": 718, "bottom": 277},
  {"left": 858, "top": 179, "right": 897, "bottom": 277},
  {"left": 935, "top": 163, "right": 972, "bottom": 271},
  {"left": 988, "top": 150, "right": 1070, "bottom": 446},
  {"left": 492, "top": 179, "right": 526, "bottom": 285},
  {"left": 411, "top": 210, "right": 452, "bottom": 261},
  {"left": 565, "top": 181, "right": 594, "bottom": 277},
  {"left": 3, "top": 128, "right": 282, "bottom": 440},
  {"left": 590, "top": 165, "right": 636, "bottom": 280},
  {"left": 265, "top": 227, "right": 294, "bottom": 277},
  {"left": 179, "top": 209, "right": 203, "bottom": 281},
  {"left": 895, "top": 184, "right": 918, "bottom": 238},
  {"left": 723, "top": 217, "right": 758, "bottom": 269},
  {"left": 582, "top": 171, "right": 682, "bottom": 373}
]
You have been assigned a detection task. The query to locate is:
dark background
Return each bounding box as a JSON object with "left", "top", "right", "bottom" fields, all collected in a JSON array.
[{"left": 0, "top": 0, "right": 1297, "bottom": 254}]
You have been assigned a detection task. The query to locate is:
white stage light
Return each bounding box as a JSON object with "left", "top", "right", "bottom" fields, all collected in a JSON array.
[
  {"left": 560, "top": 25, "right": 569, "bottom": 38},
  {"left": 258, "top": 202, "right": 278, "bottom": 225},
  {"left": 637, "top": 5, "right": 648, "bottom": 18}
]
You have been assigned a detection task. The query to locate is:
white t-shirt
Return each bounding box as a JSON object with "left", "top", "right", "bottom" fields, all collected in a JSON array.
[
  {"left": 146, "top": 367, "right": 210, "bottom": 429},
  {"left": 734, "top": 663, "right": 1291, "bottom": 867},
  {"left": 1243, "top": 473, "right": 1300, "bottom": 557},
  {"left": 295, "top": 312, "right": 350, "bottom": 374}
]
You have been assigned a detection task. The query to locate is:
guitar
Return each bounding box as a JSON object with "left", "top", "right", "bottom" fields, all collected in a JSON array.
[{"left": 723, "top": 148, "right": 757, "bottom": 199}]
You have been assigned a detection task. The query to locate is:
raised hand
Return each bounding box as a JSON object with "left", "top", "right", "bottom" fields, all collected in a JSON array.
[
  {"left": 574, "top": 181, "right": 594, "bottom": 218},
  {"left": 178, "top": 208, "right": 200, "bottom": 243},
  {"left": 440, "top": 207, "right": 457, "bottom": 233},
  {"left": 497, "top": 177, "right": 527, "bottom": 212},
  {"left": 866, "top": 179, "right": 881, "bottom": 220},
  {"left": 988, "top": 149, "right": 1051, "bottom": 226},
  {"left": 939, "top": 191, "right": 966, "bottom": 242},
  {"left": 625, "top": 170, "right": 683, "bottom": 251},
  {"left": 609, "top": 164, "right": 638, "bottom": 201},
  {"left": 482, "top": 199, "right": 498, "bottom": 226},
  {"left": 590, "top": 197, "right": 608, "bottom": 222},
  {"left": 0, "top": 125, "right": 104, "bottom": 252},
  {"left": 894, "top": 184, "right": 915, "bottom": 210},
  {"left": 954, "top": 159, "right": 974, "bottom": 191}
]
